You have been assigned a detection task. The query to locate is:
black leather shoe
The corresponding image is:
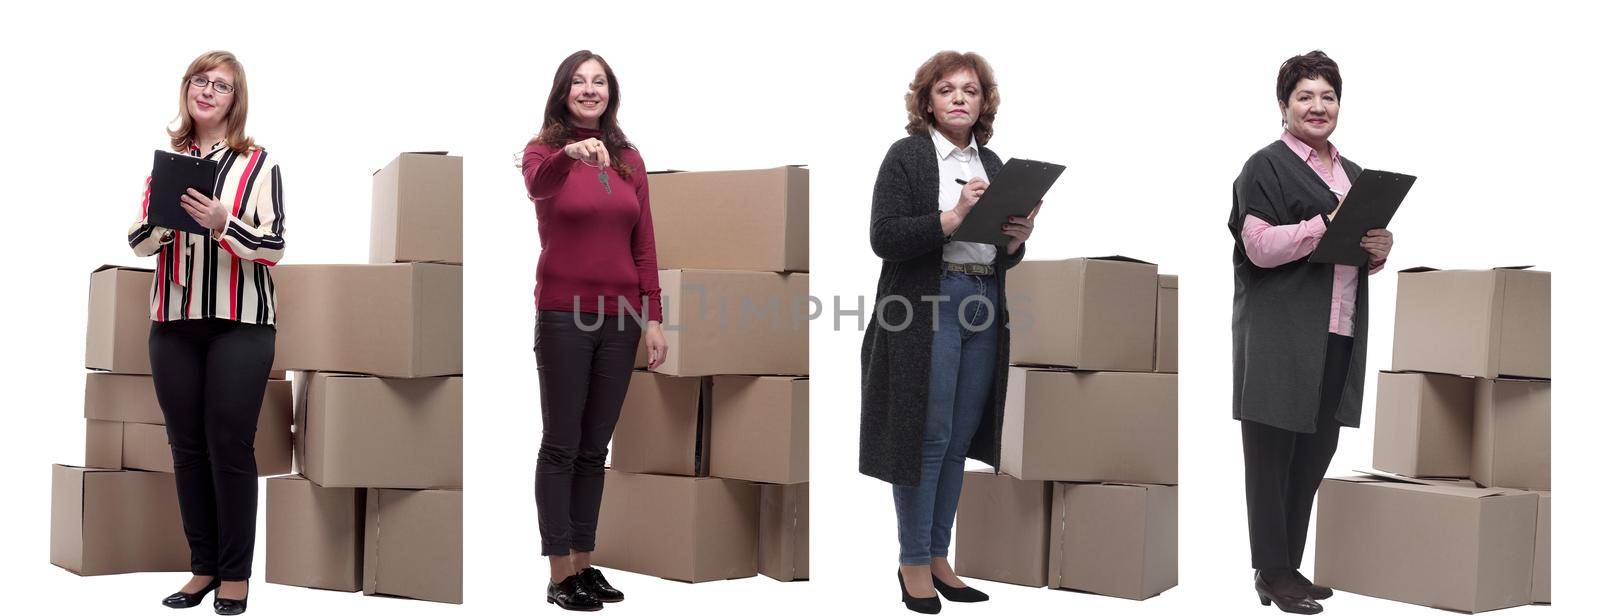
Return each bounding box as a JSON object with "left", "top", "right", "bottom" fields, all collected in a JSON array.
[
  {"left": 162, "top": 577, "right": 221, "bottom": 609},
  {"left": 212, "top": 594, "right": 247, "bottom": 615},
  {"left": 1256, "top": 571, "right": 1322, "bottom": 614},
  {"left": 1293, "top": 570, "right": 1333, "bottom": 600},
  {"left": 547, "top": 574, "right": 603, "bottom": 612},
  {"left": 898, "top": 570, "right": 941, "bottom": 614},
  {"left": 931, "top": 575, "right": 989, "bottom": 602},
  {"left": 577, "top": 567, "right": 624, "bottom": 603}
]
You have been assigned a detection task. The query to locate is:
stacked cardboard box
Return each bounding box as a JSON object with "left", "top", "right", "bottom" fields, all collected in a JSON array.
[
  {"left": 1317, "top": 266, "right": 1551, "bottom": 612},
  {"left": 954, "top": 257, "right": 1179, "bottom": 601},
  {"left": 594, "top": 167, "right": 810, "bottom": 584}
]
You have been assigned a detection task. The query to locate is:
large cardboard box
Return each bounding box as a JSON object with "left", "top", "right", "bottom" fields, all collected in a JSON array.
[
  {"left": 272, "top": 263, "right": 462, "bottom": 377},
  {"left": 610, "top": 372, "right": 707, "bottom": 477},
  {"left": 1005, "top": 257, "right": 1159, "bottom": 371},
  {"left": 1155, "top": 274, "right": 1178, "bottom": 373},
  {"left": 50, "top": 465, "right": 188, "bottom": 575},
  {"left": 363, "top": 488, "right": 463, "bottom": 604},
  {"left": 953, "top": 470, "right": 1051, "bottom": 588},
  {"left": 370, "top": 152, "right": 463, "bottom": 265},
  {"left": 757, "top": 482, "right": 809, "bottom": 582},
  {"left": 85, "top": 265, "right": 153, "bottom": 374},
  {"left": 708, "top": 376, "right": 808, "bottom": 484},
  {"left": 1314, "top": 475, "right": 1539, "bottom": 613},
  {"left": 1472, "top": 377, "right": 1550, "bottom": 490},
  {"left": 653, "top": 269, "right": 809, "bottom": 377},
  {"left": 1392, "top": 267, "right": 1550, "bottom": 379},
  {"left": 1533, "top": 491, "right": 1551, "bottom": 604},
  {"left": 1000, "top": 368, "right": 1177, "bottom": 484},
  {"left": 295, "top": 372, "right": 463, "bottom": 489},
  {"left": 83, "top": 379, "right": 293, "bottom": 476},
  {"left": 648, "top": 166, "right": 808, "bottom": 272},
  {"left": 266, "top": 475, "right": 365, "bottom": 592},
  {"left": 1373, "top": 371, "right": 1474, "bottom": 478},
  {"left": 1048, "top": 482, "right": 1178, "bottom": 600},
  {"left": 593, "top": 470, "right": 759, "bottom": 582}
]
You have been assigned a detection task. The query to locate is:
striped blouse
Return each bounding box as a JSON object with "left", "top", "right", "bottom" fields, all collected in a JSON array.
[{"left": 127, "top": 140, "right": 285, "bottom": 325}]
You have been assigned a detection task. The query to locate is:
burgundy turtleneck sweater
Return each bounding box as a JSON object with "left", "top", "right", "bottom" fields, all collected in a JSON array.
[{"left": 522, "top": 127, "right": 662, "bottom": 322}]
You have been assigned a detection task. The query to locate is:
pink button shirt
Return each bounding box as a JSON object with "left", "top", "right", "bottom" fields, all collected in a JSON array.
[{"left": 1241, "top": 132, "right": 1385, "bottom": 336}]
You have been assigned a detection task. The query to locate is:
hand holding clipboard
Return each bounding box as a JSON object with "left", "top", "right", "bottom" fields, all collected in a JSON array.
[
  {"left": 949, "top": 158, "right": 1065, "bottom": 246},
  {"left": 1308, "top": 169, "right": 1415, "bottom": 266}
]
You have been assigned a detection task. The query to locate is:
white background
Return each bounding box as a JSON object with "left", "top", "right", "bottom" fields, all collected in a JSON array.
[{"left": 1, "top": 1, "right": 1594, "bottom": 614}]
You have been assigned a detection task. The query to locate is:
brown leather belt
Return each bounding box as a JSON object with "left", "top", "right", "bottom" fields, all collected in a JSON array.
[{"left": 943, "top": 262, "right": 996, "bottom": 276}]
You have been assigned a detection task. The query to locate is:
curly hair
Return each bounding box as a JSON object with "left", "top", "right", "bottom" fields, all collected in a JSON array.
[
  {"left": 1276, "top": 50, "right": 1342, "bottom": 104},
  {"left": 531, "top": 50, "right": 636, "bottom": 178},
  {"left": 904, "top": 51, "right": 1000, "bottom": 146}
]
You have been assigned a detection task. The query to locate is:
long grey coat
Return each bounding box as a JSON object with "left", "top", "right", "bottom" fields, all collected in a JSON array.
[
  {"left": 1228, "top": 139, "right": 1368, "bottom": 433},
  {"left": 859, "top": 134, "right": 1026, "bottom": 486}
]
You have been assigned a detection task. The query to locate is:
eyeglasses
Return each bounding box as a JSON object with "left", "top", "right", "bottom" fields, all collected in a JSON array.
[{"left": 188, "top": 75, "right": 235, "bottom": 95}]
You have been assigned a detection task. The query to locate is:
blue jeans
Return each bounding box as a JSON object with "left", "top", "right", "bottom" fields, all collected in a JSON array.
[{"left": 892, "top": 270, "right": 1000, "bottom": 565}]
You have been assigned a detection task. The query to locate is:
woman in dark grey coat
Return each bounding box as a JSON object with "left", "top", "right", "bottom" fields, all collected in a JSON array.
[
  {"left": 1228, "top": 51, "right": 1394, "bottom": 615},
  {"left": 860, "top": 51, "right": 1035, "bottom": 614}
]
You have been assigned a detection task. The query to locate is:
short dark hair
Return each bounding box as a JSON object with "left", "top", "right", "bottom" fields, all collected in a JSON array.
[{"left": 1276, "top": 50, "right": 1342, "bottom": 104}]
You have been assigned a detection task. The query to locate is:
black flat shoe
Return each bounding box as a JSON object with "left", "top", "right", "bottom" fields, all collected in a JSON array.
[
  {"left": 577, "top": 567, "right": 624, "bottom": 603},
  {"left": 1293, "top": 570, "right": 1333, "bottom": 600},
  {"left": 212, "top": 594, "right": 247, "bottom": 616},
  {"left": 931, "top": 575, "right": 989, "bottom": 602},
  {"left": 1256, "top": 571, "right": 1322, "bottom": 614},
  {"left": 547, "top": 574, "right": 603, "bottom": 612},
  {"left": 898, "top": 570, "right": 941, "bottom": 614},
  {"left": 162, "top": 578, "right": 221, "bottom": 609}
]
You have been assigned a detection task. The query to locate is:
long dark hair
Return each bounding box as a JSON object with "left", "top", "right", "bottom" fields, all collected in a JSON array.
[{"left": 532, "top": 50, "right": 635, "bottom": 177}]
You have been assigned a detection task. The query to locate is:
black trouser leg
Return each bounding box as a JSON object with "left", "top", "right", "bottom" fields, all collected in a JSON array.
[
  {"left": 1286, "top": 334, "right": 1352, "bottom": 568},
  {"left": 151, "top": 321, "right": 218, "bottom": 577},
  {"left": 569, "top": 315, "right": 640, "bottom": 553}
]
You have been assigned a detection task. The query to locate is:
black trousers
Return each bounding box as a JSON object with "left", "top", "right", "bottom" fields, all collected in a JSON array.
[
  {"left": 533, "top": 310, "right": 641, "bottom": 556},
  {"left": 1241, "top": 333, "right": 1353, "bottom": 571},
  {"left": 148, "top": 318, "right": 276, "bottom": 581}
]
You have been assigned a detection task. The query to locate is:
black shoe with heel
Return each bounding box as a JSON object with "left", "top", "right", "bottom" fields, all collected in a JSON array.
[
  {"left": 212, "top": 587, "right": 248, "bottom": 616},
  {"left": 161, "top": 577, "right": 221, "bottom": 609},
  {"left": 547, "top": 574, "right": 603, "bottom": 612},
  {"left": 1256, "top": 570, "right": 1322, "bottom": 614},
  {"left": 898, "top": 570, "right": 941, "bottom": 614},
  {"left": 931, "top": 575, "right": 989, "bottom": 603},
  {"left": 1293, "top": 570, "right": 1333, "bottom": 600},
  {"left": 577, "top": 567, "right": 624, "bottom": 603}
]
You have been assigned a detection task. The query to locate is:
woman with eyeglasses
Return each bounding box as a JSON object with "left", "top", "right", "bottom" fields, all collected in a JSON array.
[
  {"left": 129, "top": 50, "right": 284, "bottom": 615},
  {"left": 520, "top": 49, "right": 668, "bottom": 612}
]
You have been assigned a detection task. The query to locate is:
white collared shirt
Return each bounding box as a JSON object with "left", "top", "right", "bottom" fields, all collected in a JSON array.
[{"left": 931, "top": 128, "right": 995, "bottom": 265}]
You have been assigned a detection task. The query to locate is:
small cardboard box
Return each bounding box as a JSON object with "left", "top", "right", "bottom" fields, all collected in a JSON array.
[
  {"left": 593, "top": 470, "right": 759, "bottom": 583},
  {"left": 1472, "top": 377, "right": 1550, "bottom": 490},
  {"left": 610, "top": 372, "right": 707, "bottom": 477},
  {"left": 1392, "top": 267, "right": 1550, "bottom": 379},
  {"left": 50, "top": 465, "right": 188, "bottom": 575},
  {"left": 648, "top": 166, "right": 808, "bottom": 272},
  {"left": 757, "top": 482, "right": 809, "bottom": 582},
  {"left": 708, "top": 376, "right": 808, "bottom": 484},
  {"left": 85, "top": 265, "right": 153, "bottom": 374},
  {"left": 1314, "top": 475, "right": 1539, "bottom": 613},
  {"left": 84, "top": 379, "right": 293, "bottom": 476},
  {"left": 84, "top": 372, "right": 165, "bottom": 424},
  {"left": 363, "top": 488, "right": 463, "bottom": 604},
  {"left": 1048, "top": 482, "right": 1178, "bottom": 600},
  {"left": 1532, "top": 491, "right": 1551, "bottom": 604},
  {"left": 294, "top": 372, "right": 463, "bottom": 489},
  {"left": 272, "top": 263, "right": 462, "bottom": 377},
  {"left": 1155, "top": 274, "right": 1178, "bottom": 373},
  {"left": 370, "top": 152, "right": 463, "bottom": 265},
  {"left": 953, "top": 470, "right": 1051, "bottom": 588},
  {"left": 1000, "top": 368, "right": 1177, "bottom": 484},
  {"left": 266, "top": 475, "right": 365, "bottom": 592},
  {"left": 653, "top": 269, "right": 809, "bottom": 377},
  {"left": 1373, "top": 371, "right": 1475, "bottom": 478},
  {"left": 1005, "top": 257, "right": 1159, "bottom": 371}
]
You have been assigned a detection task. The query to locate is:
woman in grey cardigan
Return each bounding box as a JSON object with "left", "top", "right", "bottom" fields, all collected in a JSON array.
[
  {"left": 860, "top": 50, "right": 1036, "bottom": 614},
  {"left": 1228, "top": 51, "right": 1393, "bottom": 615}
]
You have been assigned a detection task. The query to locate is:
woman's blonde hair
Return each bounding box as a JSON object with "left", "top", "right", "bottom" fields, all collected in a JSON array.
[{"left": 168, "top": 50, "right": 254, "bottom": 152}]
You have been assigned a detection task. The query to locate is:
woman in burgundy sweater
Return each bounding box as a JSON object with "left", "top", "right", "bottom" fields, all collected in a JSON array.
[{"left": 521, "top": 50, "right": 667, "bottom": 612}]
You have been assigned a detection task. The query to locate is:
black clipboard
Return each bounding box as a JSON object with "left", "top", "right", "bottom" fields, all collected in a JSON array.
[
  {"left": 1309, "top": 169, "right": 1416, "bottom": 266},
  {"left": 148, "top": 150, "right": 219, "bottom": 236},
  {"left": 950, "top": 158, "right": 1065, "bottom": 246}
]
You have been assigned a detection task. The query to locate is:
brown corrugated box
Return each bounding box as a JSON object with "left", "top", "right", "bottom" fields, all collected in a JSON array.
[
  {"left": 1392, "top": 266, "right": 1550, "bottom": 379},
  {"left": 294, "top": 372, "right": 463, "bottom": 489},
  {"left": 953, "top": 470, "right": 1051, "bottom": 588},
  {"left": 266, "top": 475, "right": 365, "bottom": 591},
  {"left": 84, "top": 372, "right": 165, "bottom": 424},
  {"left": 610, "top": 372, "right": 707, "bottom": 477},
  {"left": 647, "top": 166, "right": 808, "bottom": 272},
  {"left": 1533, "top": 491, "right": 1551, "bottom": 604},
  {"left": 1472, "top": 377, "right": 1550, "bottom": 490},
  {"left": 1373, "top": 371, "right": 1474, "bottom": 478},
  {"left": 1005, "top": 257, "right": 1159, "bottom": 371},
  {"left": 593, "top": 470, "right": 759, "bottom": 583},
  {"left": 370, "top": 152, "right": 462, "bottom": 265},
  {"left": 1155, "top": 274, "right": 1178, "bottom": 373},
  {"left": 757, "top": 482, "right": 809, "bottom": 582},
  {"left": 1048, "top": 482, "right": 1178, "bottom": 600},
  {"left": 1314, "top": 475, "right": 1538, "bottom": 613},
  {"left": 83, "top": 379, "right": 293, "bottom": 476},
  {"left": 84, "top": 265, "right": 153, "bottom": 374},
  {"left": 1000, "top": 367, "right": 1177, "bottom": 484},
  {"left": 362, "top": 488, "right": 463, "bottom": 604},
  {"left": 50, "top": 465, "right": 188, "bottom": 575},
  {"left": 708, "top": 376, "right": 808, "bottom": 484},
  {"left": 652, "top": 269, "right": 809, "bottom": 377},
  {"left": 272, "top": 263, "right": 462, "bottom": 377}
]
